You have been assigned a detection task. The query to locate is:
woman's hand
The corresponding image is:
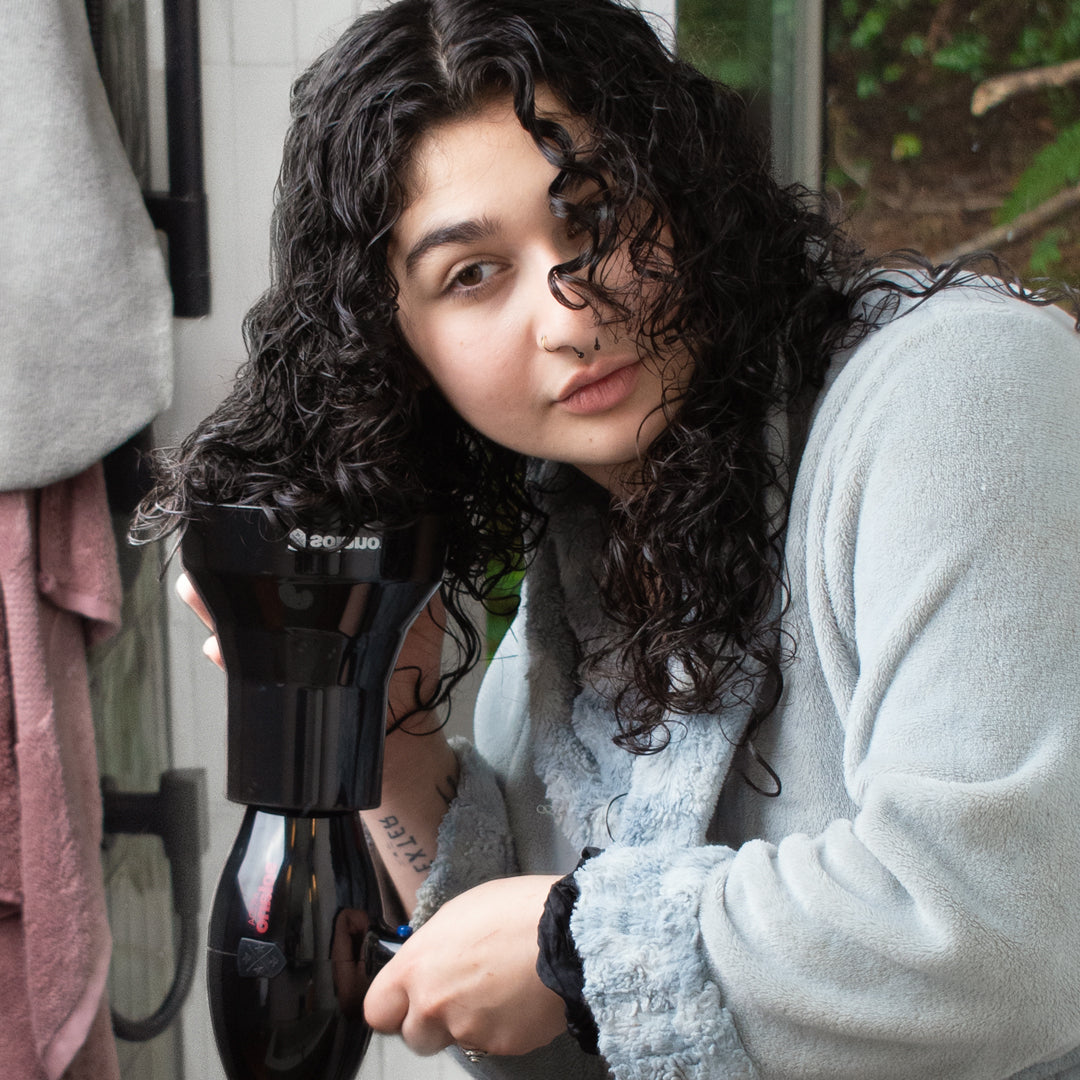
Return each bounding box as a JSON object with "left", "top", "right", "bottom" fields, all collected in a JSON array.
[
  {"left": 176, "top": 571, "right": 224, "bottom": 668},
  {"left": 365, "top": 875, "right": 567, "bottom": 1057}
]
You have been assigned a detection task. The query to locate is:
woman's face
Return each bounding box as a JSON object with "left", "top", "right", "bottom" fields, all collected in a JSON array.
[{"left": 388, "top": 94, "right": 689, "bottom": 492}]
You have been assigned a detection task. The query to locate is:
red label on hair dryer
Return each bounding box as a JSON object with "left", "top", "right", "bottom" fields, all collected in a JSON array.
[{"left": 248, "top": 861, "right": 277, "bottom": 933}]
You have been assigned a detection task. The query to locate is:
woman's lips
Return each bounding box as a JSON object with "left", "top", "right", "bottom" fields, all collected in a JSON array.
[{"left": 556, "top": 360, "right": 641, "bottom": 415}]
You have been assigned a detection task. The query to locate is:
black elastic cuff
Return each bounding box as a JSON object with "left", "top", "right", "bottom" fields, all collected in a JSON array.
[{"left": 535, "top": 848, "right": 601, "bottom": 1056}]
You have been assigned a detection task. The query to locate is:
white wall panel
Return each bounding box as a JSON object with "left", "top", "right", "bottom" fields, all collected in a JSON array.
[
  {"left": 295, "top": 0, "right": 357, "bottom": 67},
  {"left": 231, "top": 0, "right": 295, "bottom": 65},
  {"left": 196, "top": 0, "right": 233, "bottom": 65}
]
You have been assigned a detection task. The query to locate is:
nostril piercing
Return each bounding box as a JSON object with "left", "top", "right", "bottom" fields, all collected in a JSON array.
[
  {"left": 594, "top": 337, "right": 601, "bottom": 351},
  {"left": 541, "top": 335, "right": 586, "bottom": 359}
]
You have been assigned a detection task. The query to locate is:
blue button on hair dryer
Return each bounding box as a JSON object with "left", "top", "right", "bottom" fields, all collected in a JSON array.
[{"left": 180, "top": 504, "right": 445, "bottom": 1080}]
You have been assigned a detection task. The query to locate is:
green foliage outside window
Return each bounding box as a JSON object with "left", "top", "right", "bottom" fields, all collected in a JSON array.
[
  {"left": 677, "top": 0, "right": 773, "bottom": 90},
  {"left": 677, "top": 0, "right": 1080, "bottom": 282},
  {"left": 827, "top": 0, "right": 1080, "bottom": 281}
]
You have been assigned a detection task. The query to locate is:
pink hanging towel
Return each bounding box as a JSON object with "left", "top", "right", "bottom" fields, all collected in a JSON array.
[{"left": 0, "top": 462, "right": 123, "bottom": 1080}]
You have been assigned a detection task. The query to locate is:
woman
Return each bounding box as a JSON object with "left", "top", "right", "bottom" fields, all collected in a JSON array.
[{"left": 142, "top": 1, "right": 1080, "bottom": 1076}]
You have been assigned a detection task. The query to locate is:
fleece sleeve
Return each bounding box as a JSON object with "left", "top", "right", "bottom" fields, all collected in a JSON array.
[
  {"left": 413, "top": 580, "right": 579, "bottom": 929},
  {"left": 570, "top": 293, "right": 1080, "bottom": 1080},
  {"left": 410, "top": 736, "right": 518, "bottom": 927}
]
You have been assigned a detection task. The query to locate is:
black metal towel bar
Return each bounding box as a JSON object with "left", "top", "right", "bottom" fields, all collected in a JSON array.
[{"left": 143, "top": 0, "right": 211, "bottom": 318}]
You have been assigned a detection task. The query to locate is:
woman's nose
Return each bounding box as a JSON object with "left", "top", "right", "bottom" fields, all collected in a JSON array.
[
  {"left": 528, "top": 254, "right": 598, "bottom": 357},
  {"left": 533, "top": 295, "right": 596, "bottom": 358}
]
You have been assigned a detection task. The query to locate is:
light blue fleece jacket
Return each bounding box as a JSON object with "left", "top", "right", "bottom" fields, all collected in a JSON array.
[{"left": 414, "top": 284, "right": 1080, "bottom": 1080}]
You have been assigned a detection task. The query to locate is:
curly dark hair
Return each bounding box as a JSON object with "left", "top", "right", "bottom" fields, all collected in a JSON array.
[{"left": 133, "top": 0, "right": 1075, "bottom": 763}]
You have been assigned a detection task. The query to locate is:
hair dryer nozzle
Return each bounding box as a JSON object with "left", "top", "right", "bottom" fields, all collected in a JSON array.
[{"left": 180, "top": 505, "right": 446, "bottom": 812}]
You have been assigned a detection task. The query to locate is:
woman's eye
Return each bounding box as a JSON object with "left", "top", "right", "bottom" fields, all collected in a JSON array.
[{"left": 449, "top": 261, "right": 496, "bottom": 292}]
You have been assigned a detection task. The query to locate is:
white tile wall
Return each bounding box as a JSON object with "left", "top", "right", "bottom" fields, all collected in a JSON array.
[
  {"left": 162, "top": 2, "right": 672, "bottom": 1078},
  {"left": 194, "top": 0, "right": 233, "bottom": 65},
  {"left": 294, "top": 0, "right": 356, "bottom": 66},
  {"left": 231, "top": 0, "right": 296, "bottom": 65}
]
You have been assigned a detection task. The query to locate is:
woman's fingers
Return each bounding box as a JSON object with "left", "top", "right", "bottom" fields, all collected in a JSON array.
[
  {"left": 365, "top": 940, "right": 454, "bottom": 1056},
  {"left": 176, "top": 571, "right": 213, "bottom": 629},
  {"left": 176, "top": 571, "right": 225, "bottom": 670},
  {"left": 201, "top": 634, "right": 224, "bottom": 669},
  {"left": 365, "top": 966, "right": 443, "bottom": 1050}
]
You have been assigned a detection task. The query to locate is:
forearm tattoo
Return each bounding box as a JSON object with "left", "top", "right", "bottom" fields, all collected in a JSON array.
[
  {"left": 377, "top": 814, "right": 432, "bottom": 874},
  {"left": 375, "top": 774, "right": 458, "bottom": 874}
]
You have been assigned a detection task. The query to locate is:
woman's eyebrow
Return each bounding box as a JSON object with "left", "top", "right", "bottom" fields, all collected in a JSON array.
[{"left": 404, "top": 215, "right": 500, "bottom": 276}]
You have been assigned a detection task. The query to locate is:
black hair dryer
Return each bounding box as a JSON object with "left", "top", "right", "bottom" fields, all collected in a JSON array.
[{"left": 180, "top": 505, "right": 445, "bottom": 1080}]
